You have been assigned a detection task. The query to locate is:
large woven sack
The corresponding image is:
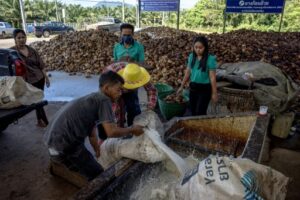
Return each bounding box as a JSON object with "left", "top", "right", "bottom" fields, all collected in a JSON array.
[
  {"left": 98, "top": 111, "right": 188, "bottom": 176},
  {"left": 217, "top": 62, "right": 299, "bottom": 114},
  {"left": 98, "top": 128, "right": 167, "bottom": 169},
  {"left": 152, "top": 155, "right": 289, "bottom": 200},
  {"left": 0, "top": 76, "right": 44, "bottom": 109}
]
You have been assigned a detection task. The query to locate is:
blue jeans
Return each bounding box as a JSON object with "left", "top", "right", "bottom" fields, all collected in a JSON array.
[{"left": 122, "top": 90, "right": 141, "bottom": 126}]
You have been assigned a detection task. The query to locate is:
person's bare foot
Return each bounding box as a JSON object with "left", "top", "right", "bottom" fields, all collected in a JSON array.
[{"left": 37, "top": 120, "right": 47, "bottom": 128}]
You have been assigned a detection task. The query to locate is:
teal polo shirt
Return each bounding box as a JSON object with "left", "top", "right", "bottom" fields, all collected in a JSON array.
[
  {"left": 187, "top": 53, "right": 217, "bottom": 84},
  {"left": 113, "top": 41, "right": 145, "bottom": 62}
]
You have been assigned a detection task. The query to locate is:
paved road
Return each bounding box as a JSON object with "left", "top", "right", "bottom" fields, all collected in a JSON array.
[{"left": 0, "top": 36, "right": 53, "bottom": 48}]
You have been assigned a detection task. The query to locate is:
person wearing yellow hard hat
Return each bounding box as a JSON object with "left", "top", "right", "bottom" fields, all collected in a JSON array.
[
  {"left": 117, "top": 63, "right": 151, "bottom": 90},
  {"left": 103, "top": 62, "right": 157, "bottom": 127}
]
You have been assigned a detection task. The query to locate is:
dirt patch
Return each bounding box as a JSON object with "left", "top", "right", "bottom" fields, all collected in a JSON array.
[{"left": 0, "top": 103, "right": 78, "bottom": 200}]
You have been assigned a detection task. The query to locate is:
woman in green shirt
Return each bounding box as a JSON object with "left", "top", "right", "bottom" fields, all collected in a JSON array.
[{"left": 178, "top": 36, "right": 218, "bottom": 116}]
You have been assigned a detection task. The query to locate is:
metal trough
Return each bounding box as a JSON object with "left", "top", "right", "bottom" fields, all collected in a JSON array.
[{"left": 74, "top": 113, "right": 270, "bottom": 200}]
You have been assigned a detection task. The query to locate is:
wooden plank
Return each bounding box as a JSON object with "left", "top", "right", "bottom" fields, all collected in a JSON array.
[
  {"left": 73, "top": 158, "right": 135, "bottom": 200},
  {"left": 50, "top": 160, "right": 88, "bottom": 188},
  {"left": 93, "top": 162, "right": 146, "bottom": 200},
  {"left": 217, "top": 81, "right": 233, "bottom": 88}
]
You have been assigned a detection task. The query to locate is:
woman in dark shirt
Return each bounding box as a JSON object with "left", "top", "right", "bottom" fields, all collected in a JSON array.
[{"left": 11, "top": 29, "right": 50, "bottom": 127}]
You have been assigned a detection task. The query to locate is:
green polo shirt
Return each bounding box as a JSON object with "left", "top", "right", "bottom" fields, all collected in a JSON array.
[
  {"left": 113, "top": 41, "right": 145, "bottom": 62},
  {"left": 187, "top": 53, "right": 217, "bottom": 84}
]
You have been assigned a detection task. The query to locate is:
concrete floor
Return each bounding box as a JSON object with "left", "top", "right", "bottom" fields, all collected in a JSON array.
[
  {"left": 0, "top": 103, "right": 78, "bottom": 200},
  {"left": 0, "top": 72, "right": 299, "bottom": 199},
  {"left": 266, "top": 148, "right": 300, "bottom": 200},
  {"left": 44, "top": 71, "right": 148, "bottom": 104},
  {"left": 0, "top": 72, "right": 151, "bottom": 200},
  {"left": 0, "top": 36, "right": 53, "bottom": 49},
  {"left": 44, "top": 71, "right": 99, "bottom": 102},
  {"left": 1, "top": 103, "right": 300, "bottom": 199}
]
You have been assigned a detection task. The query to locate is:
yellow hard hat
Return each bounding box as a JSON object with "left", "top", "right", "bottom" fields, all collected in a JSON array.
[{"left": 118, "top": 63, "right": 151, "bottom": 89}]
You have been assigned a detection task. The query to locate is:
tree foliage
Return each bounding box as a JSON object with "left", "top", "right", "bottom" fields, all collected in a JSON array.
[
  {"left": 180, "top": 0, "right": 300, "bottom": 32},
  {"left": 0, "top": 0, "right": 299, "bottom": 32}
]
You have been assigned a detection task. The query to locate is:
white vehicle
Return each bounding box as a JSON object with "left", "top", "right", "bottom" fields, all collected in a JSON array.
[
  {"left": 0, "top": 22, "right": 16, "bottom": 38},
  {"left": 86, "top": 17, "right": 122, "bottom": 32}
]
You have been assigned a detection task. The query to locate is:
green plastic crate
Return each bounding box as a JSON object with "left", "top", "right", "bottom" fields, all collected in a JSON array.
[
  {"left": 158, "top": 91, "right": 188, "bottom": 120},
  {"left": 182, "top": 89, "right": 189, "bottom": 101},
  {"left": 154, "top": 83, "right": 174, "bottom": 108},
  {"left": 154, "top": 83, "right": 174, "bottom": 95}
]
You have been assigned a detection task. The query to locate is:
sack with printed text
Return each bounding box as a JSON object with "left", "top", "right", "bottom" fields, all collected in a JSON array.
[{"left": 168, "top": 155, "right": 289, "bottom": 200}]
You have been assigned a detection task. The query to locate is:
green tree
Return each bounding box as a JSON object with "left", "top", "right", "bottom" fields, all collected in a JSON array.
[
  {"left": 0, "top": 0, "right": 21, "bottom": 27},
  {"left": 180, "top": 0, "right": 224, "bottom": 30},
  {"left": 66, "top": 4, "right": 88, "bottom": 23},
  {"left": 1, "top": 0, "right": 299, "bottom": 32},
  {"left": 283, "top": 0, "right": 300, "bottom": 31},
  {"left": 180, "top": 0, "right": 300, "bottom": 32},
  {"left": 30, "top": 0, "right": 56, "bottom": 22}
]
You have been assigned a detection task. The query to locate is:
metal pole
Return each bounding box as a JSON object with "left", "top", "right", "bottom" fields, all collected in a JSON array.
[
  {"left": 64, "top": 0, "right": 67, "bottom": 23},
  {"left": 55, "top": 0, "right": 59, "bottom": 21},
  {"left": 176, "top": 0, "right": 180, "bottom": 29},
  {"left": 19, "top": 0, "right": 27, "bottom": 33},
  {"left": 153, "top": 16, "right": 155, "bottom": 26},
  {"left": 278, "top": 0, "right": 286, "bottom": 32},
  {"left": 62, "top": 9, "right": 66, "bottom": 24},
  {"left": 138, "top": 0, "right": 141, "bottom": 28},
  {"left": 106, "top": 1, "right": 109, "bottom": 17},
  {"left": 122, "top": 0, "right": 125, "bottom": 22},
  {"left": 222, "top": 9, "right": 227, "bottom": 33},
  {"left": 136, "top": 1, "right": 139, "bottom": 28},
  {"left": 223, "top": 0, "right": 227, "bottom": 33}
]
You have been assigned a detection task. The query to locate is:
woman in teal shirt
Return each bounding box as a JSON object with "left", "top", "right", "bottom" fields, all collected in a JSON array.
[{"left": 178, "top": 36, "right": 218, "bottom": 116}]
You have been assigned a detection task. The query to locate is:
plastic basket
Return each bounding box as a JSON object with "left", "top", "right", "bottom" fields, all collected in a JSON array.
[
  {"left": 182, "top": 89, "right": 190, "bottom": 101},
  {"left": 218, "top": 87, "right": 257, "bottom": 113},
  {"left": 158, "top": 91, "right": 188, "bottom": 120},
  {"left": 154, "top": 83, "right": 175, "bottom": 108},
  {"left": 154, "top": 83, "right": 174, "bottom": 95}
]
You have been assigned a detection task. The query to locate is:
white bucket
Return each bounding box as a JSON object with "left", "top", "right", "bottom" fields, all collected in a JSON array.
[{"left": 259, "top": 106, "right": 268, "bottom": 115}]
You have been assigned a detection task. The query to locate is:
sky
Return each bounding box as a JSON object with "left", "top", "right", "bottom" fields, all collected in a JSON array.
[{"left": 61, "top": 0, "right": 199, "bottom": 9}]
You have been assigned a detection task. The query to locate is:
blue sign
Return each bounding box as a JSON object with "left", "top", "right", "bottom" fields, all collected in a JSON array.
[
  {"left": 140, "top": 0, "right": 179, "bottom": 12},
  {"left": 226, "top": 0, "right": 285, "bottom": 13}
]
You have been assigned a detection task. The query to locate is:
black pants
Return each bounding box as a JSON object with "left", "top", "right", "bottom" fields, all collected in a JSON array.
[
  {"left": 32, "top": 78, "right": 48, "bottom": 124},
  {"left": 189, "top": 82, "right": 212, "bottom": 116},
  {"left": 51, "top": 145, "right": 103, "bottom": 181},
  {"left": 122, "top": 90, "right": 141, "bottom": 126}
]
